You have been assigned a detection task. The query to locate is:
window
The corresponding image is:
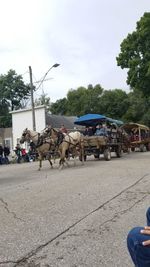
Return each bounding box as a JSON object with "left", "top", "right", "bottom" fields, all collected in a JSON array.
[{"left": 4, "top": 138, "right": 11, "bottom": 148}]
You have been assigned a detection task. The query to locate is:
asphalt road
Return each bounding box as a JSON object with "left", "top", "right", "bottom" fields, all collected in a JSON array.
[{"left": 0, "top": 152, "right": 150, "bottom": 267}]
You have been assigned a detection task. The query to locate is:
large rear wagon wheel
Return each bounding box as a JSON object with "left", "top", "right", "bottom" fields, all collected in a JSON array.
[
  {"left": 139, "top": 144, "right": 146, "bottom": 152},
  {"left": 116, "top": 146, "right": 122, "bottom": 158},
  {"left": 104, "top": 148, "right": 111, "bottom": 161},
  {"left": 94, "top": 154, "right": 100, "bottom": 159},
  {"left": 146, "top": 143, "right": 150, "bottom": 151},
  {"left": 79, "top": 151, "right": 86, "bottom": 161}
]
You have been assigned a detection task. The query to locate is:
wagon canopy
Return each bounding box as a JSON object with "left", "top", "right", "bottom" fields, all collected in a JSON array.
[
  {"left": 106, "top": 117, "right": 124, "bottom": 126},
  {"left": 121, "top": 123, "right": 149, "bottom": 131},
  {"left": 74, "top": 113, "right": 123, "bottom": 127},
  {"left": 74, "top": 113, "right": 106, "bottom": 126}
]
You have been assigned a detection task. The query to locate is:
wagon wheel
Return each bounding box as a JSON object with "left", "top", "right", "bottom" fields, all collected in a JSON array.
[
  {"left": 84, "top": 155, "right": 87, "bottom": 161},
  {"left": 146, "top": 143, "right": 150, "bottom": 151},
  {"left": 104, "top": 148, "right": 111, "bottom": 161},
  {"left": 139, "top": 144, "right": 146, "bottom": 152},
  {"left": 115, "top": 146, "right": 122, "bottom": 158},
  {"left": 131, "top": 147, "right": 135, "bottom": 152},
  {"left": 94, "top": 154, "right": 100, "bottom": 159},
  {"left": 79, "top": 153, "right": 87, "bottom": 161}
]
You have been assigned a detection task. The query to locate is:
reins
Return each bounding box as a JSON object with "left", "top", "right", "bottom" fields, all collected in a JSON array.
[
  {"left": 30, "top": 132, "right": 39, "bottom": 139},
  {"left": 63, "top": 134, "right": 80, "bottom": 147}
]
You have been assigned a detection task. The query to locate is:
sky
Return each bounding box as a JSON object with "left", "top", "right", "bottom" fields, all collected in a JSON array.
[{"left": 0, "top": 0, "right": 149, "bottom": 102}]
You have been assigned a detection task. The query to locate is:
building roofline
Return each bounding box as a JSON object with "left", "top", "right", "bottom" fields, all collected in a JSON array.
[{"left": 10, "top": 105, "right": 46, "bottom": 114}]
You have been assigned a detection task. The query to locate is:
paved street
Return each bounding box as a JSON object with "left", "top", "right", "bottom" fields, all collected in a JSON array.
[{"left": 0, "top": 152, "right": 150, "bottom": 267}]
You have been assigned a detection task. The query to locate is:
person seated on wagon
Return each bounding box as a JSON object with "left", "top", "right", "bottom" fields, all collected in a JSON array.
[
  {"left": 83, "top": 126, "right": 94, "bottom": 136},
  {"left": 94, "top": 124, "right": 108, "bottom": 137},
  {"left": 60, "top": 124, "right": 68, "bottom": 134}
]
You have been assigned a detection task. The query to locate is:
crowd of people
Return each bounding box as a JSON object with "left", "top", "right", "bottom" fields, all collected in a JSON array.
[
  {"left": 14, "top": 143, "right": 37, "bottom": 163},
  {"left": 0, "top": 143, "right": 37, "bottom": 165}
]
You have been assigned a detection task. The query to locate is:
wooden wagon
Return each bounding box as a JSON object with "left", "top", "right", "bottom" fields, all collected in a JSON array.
[
  {"left": 74, "top": 114, "right": 124, "bottom": 161},
  {"left": 82, "top": 129, "right": 123, "bottom": 161},
  {"left": 121, "top": 123, "right": 150, "bottom": 152}
]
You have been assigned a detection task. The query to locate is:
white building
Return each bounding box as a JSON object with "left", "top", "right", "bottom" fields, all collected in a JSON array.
[{"left": 10, "top": 105, "right": 46, "bottom": 149}]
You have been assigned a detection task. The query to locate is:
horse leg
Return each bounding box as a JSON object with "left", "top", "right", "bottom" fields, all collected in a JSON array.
[
  {"left": 72, "top": 148, "right": 77, "bottom": 166},
  {"left": 59, "top": 158, "right": 63, "bottom": 169},
  {"left": 48, "top": 156, "right": 53, "bottom": 169},
  {"left": 78, "top": 140, "right": 85, "bottom": 165},
  {"left": 59, "top": 158, "right": 66, "bottom": 170},
  {"left": 59, "top": 148, "right": 67, "bottom": 169},
  {"left": 38, "top": 155, "right": 42, "bottom": 171}
]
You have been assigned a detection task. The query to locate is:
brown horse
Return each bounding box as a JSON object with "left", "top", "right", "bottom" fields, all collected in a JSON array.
[
  {"left": 43, "top": 127, "right": 85, "bottom": 169},
  {"left": 20, "top": 128, "right": 56, "bottom": 170}
]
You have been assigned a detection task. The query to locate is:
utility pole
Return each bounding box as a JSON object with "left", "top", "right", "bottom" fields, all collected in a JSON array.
[{"left": 29, "top": 66, "right": 36, "bottom": 131}]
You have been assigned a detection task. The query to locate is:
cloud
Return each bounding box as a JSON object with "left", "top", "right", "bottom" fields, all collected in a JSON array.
[{"left": 0, "top": 0, "right": 149, "bottom": 101}]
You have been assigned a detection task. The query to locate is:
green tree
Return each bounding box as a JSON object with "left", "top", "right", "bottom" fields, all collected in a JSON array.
[
  {"left": 117, "top": 12, "right": 150, "bottom": 95},
  {"left": 98, "top": 89, "right": 129, "bottom": 119},
  {"left": 66, "top": 84, "right": 103, "bottom": 116},
  {"left": 0, "top": 69, "right": 30, "bottom": 111},
  {"left": 85, "top": 84, "right": 103, "bottom": 113},
  {"left": 50, "top": 98, "right": 68, "bottom": 115},
  {"left": 0, "top": 99, "right": 11, "bottom": 127},
  {"left": 0, "top": 69, "right": 30, "bottom": 127},
  {"left": 67, "top": 86, "right": 89, "bottom": 115},
  {"left": 35, "top": 93, "right": 51, "bottom": 110},
  {"left": 123, "top": 91, "right": 150, "bottom": 126}
]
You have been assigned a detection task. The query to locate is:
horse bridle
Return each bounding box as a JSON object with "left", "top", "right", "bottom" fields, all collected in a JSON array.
[{"left": 22, "top": 130, "right": 38, "bottom": 140}]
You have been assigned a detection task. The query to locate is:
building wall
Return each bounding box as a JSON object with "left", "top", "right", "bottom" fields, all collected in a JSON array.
[
  {"left": 11, "top": 106, "right": 46, "bottom": 149},
  {"left": 0, "top": 128, "right": 13, "bottom": 151}
]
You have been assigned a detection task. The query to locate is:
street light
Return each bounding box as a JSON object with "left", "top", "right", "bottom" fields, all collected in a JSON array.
[
  {"left": 36, "top": 63, "right": 60, "bottom": 91},
  {"left": 29, "top": 63, "right": 60, "bottom": 131}
]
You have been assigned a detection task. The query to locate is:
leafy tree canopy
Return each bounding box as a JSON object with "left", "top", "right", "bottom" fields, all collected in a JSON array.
[
  {"left": 123, "top": 91, "right": 150, "bottom": 124},
  {"left": 35, "top": 93, "right": 51, "bottom": 110},
  {"left": 50, "top": 84, "right": 104, "bottom": 116},
  {"left": 0, "top": 69, "right": 30, "bottom": 127},
  {"left": 66, "top": 84, "right": 104, "bottom": 116},
  {"left": 50, "top": 98, "right": 68, "bottom": 115},
  {"left": 0, "top": 69, "right": 30, "bottom": 111},
  {"left": 117, "top": 12, "right": 150, "bottom": 95},
  {"left": 98, "top": 89, "right": 130, "bottom": 119},
  {"left": 50, "top": 85, "right": 130, "bottom": 122}
]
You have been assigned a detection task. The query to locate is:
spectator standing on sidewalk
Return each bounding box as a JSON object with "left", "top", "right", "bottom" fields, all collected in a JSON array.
[
  {"left": 4, "top": 145, "right": 10, "bottom": 164},
  {"left": 0, "top": 144, "right": 4, "bottom": 165},
  {"left": 15, "top": 144, "right": 22, "bottom": 163},
  {"left": 21, "top": 148, "right": 29, "bottom": 162},
  {"left": 127, "top": 207, "right": 150, "bottom": 267}
]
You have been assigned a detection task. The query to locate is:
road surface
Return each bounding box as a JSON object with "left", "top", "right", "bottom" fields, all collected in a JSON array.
[{"left": 0, "top": 152, "right": 150, "bottom": 267}]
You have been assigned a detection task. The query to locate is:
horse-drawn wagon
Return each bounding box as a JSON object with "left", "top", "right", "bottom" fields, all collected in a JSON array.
[
  {"left": 121, "top": 123, "right": 150, "bottom": 152},
  {"left": 74, "top": 114, "right": 124, "bottom": 161}
]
